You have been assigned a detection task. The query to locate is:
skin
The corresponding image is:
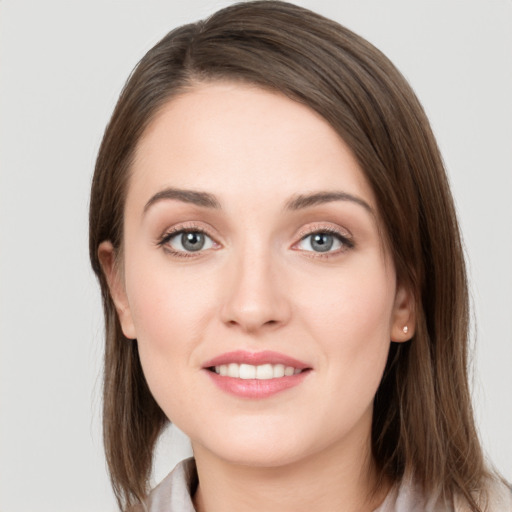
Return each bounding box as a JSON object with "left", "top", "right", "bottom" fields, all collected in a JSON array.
[{"left": 99, "top": 82, "right": 415, "bottom": 512}]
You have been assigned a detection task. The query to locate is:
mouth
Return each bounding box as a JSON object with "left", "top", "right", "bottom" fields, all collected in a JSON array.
[
  {"left": 202, "top": 351, "right": 312, "bottom": 398},
  {"left": 207, "top": 363, "right": 305, "bottom": 379}
]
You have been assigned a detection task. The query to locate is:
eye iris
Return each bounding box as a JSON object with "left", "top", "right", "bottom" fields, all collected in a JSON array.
[
  {"left": 311, "top": 233, "right": 334, "bottom": 252},
  {"left": 181, "top": 232, "right": 205, "bottom": 251}
]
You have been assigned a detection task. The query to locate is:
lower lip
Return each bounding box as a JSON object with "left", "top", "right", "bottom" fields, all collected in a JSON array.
[{"left": 205, "top": 370, "right": 310, "bottom": 399}]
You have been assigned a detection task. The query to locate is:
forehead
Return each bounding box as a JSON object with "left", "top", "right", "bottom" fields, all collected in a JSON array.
[{"left": 128, "top": 81, "right": 376, "bottom": 213}]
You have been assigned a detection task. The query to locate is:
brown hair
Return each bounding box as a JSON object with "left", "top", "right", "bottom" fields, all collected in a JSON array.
[{"left": 89, "top": 1, "right": 490, "bottom": 510}]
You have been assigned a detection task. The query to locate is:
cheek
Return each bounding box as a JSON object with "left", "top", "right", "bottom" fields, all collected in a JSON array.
[
  {"left": 125, "top": 252, "right": 216, "bottom": 345},
  {"left": 296, "top": 255, "right": 395, "bottom": 390},
  {"left": 290, "top": 264, "right": 394, "bottom": 444},
  {"left": 122, "top": 255, "right": 218, "bottom": 406},
  {"left": 299, "top": 256, "right": 395, "bottom": 340}
]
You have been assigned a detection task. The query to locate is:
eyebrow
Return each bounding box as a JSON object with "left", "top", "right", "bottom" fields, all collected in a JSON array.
[
  {"left": 143, "top": 187, "right": 221, "bottom": 213},
  {"left": 284, "top": 191, "right": 373, "bottom": 214},
  {"left": 143, "top": 187, "right": 373, "bottom": 215}
]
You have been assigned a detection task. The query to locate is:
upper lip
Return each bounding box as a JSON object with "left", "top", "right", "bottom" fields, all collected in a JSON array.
[{"left": 202, "top": 350, "right": 310, "bottom": 369}]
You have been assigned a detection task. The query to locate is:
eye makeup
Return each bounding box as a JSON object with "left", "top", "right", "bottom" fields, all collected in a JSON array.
[
  {"left": 155, "top": 218, "right": 355, "bottom": 261},
  {"left": 292, "top": 223, "right": 355, "bottom": 259},
  {"left": 156, "top": 221, "right": 221, "bottom": 258}
]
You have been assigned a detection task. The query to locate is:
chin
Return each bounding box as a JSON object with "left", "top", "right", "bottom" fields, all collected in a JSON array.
[
  {"left": 207, "top": 438, "right": 307, "bottom": 468},
  {"left": 189, "top": 416, "right": 326, "bottom": 469}
]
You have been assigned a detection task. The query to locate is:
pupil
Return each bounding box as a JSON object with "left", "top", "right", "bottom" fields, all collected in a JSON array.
[
  {"left": 182, "top": 232, "right": 204, "bottom": 252},
  {"left": 311, "top": 233, "right": 333, "bottom": 252}
]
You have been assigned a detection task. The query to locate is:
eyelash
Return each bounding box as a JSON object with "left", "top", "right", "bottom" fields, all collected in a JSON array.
[
  {"left": 157, "top": 225, "right": 217, "bottom": 259},
  {"left": 157, "top": 224, "right": 354, "bottom": 259},
  {"left": 293, "top": 227, "right": 354, "bottom": 258}
]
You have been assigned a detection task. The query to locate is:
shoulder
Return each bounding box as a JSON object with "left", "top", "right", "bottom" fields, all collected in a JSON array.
[
  {"left": 454, "top": 477, "right": 512, "bottom": 512},
  {"left": 135, "top": 458, "right": 198, "bottom": 512},
  {"left": 375, "top": 476, "right": 452, "bottom": 512},
  {"left": 377, "top": 475, "right": 512, "bottom": 512}
]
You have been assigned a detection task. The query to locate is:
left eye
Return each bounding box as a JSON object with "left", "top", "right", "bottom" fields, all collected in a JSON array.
[
  {"left": 165, "top": 231, "right": 215, "bottom": 253},
  {"left": 296, "top": 232, "right": 346, "bottom": 253}
]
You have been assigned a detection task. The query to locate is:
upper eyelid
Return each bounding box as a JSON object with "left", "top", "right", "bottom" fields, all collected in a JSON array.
[
  {"left": 157, "top": 221, "right": 220, "bottom": 243},
  {"left": 160, "top": 229, "right": 214, "bottom": 246},
  {"left": 294, "top": 222, "right": 352, "bottom": 241}
]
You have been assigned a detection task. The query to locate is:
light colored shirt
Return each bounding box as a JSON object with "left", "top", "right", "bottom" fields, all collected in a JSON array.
[{"left": 141, "top": 458, "right": 512, "bottom": 512}]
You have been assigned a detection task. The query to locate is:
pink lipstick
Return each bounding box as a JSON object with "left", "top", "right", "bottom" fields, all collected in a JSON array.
[{"left": 202, "top": 350, "right": 311, "bottom": 399}]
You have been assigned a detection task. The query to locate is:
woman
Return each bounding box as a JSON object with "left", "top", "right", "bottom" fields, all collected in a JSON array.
[{"left": 89, "top": 1, "right": 511, "bottom": 511}]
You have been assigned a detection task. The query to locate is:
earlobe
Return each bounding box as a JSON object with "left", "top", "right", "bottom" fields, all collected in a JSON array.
[
  {"left": 390, "top": 283, "right": 416, "bottom": 342},
  {"left": 97, "top": 241, "right": 137, "bottom": 340}
]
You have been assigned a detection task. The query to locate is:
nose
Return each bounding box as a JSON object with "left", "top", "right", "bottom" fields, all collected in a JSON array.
[{"left": 220, "top": 246, "right": 291, "bottom": 333}]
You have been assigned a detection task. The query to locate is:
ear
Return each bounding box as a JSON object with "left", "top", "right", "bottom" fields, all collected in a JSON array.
[
  {"left": 390, "top": 282, "right": 416, "bottom": 342},
  {"left": 97, "top": 241, "right": 137, "bottom": 340}
]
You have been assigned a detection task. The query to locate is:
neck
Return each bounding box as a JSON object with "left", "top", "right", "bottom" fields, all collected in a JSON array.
[{"left": 191, "top": 424, "right": 390, "bottom": 512}]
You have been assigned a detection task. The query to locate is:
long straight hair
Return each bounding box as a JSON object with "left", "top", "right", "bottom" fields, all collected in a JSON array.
[{"left": 89, "top": 2, "right": 490, "bottom": 510}]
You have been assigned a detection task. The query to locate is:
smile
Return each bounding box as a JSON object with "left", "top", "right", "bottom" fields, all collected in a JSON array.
[
  {"left": 211, "top": 363, "right": 303, "bottom": 379},
  {"left": 203, "top": 350, "right": 311, "bottom": 399}
]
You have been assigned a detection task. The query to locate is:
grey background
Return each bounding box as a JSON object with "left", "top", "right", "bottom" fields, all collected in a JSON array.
[{"left": 1, "top": 1, "right": 511, "bottom": 510}]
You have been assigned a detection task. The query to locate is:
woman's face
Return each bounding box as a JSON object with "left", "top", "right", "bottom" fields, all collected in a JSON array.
[{"left": 101, "top": 82, "right": 413, "bottom": 468}]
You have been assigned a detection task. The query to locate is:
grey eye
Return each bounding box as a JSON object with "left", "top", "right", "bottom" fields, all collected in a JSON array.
[
  {"left": 297, "top": 232, "right": 344, "bottom": 253},
  {"left": 181, "top": 232, "right": 205, "bottom": 252},
  {"left": 310, "top": 233, "right": 334, "bottom": 252},
  {"left": 167, "top": 231, "right": 215, "bottom": 253}
]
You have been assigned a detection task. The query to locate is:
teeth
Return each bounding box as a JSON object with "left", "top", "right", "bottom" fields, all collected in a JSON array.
[
  {"left": 273, "top": 364, "right": 285, "bottom": 378},
  {"left": 256, "top": 364, "right": 273, "bottom": 379},
  {"left": 228, "top": 363, "right": 238, "bottom": 377},
  {"left": 213, "top": 363, "right": 302, "bottom": 379},
  {"left": 239, "top": 364, "right": 256, "bottom": 379},
  {"left": 284, "top": 366, "right": 295, "bottom": 376}
]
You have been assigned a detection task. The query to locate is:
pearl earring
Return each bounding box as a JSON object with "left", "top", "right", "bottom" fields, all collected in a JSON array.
[{"left": 402, "top": 325, "right": 409, "bottom": 334}]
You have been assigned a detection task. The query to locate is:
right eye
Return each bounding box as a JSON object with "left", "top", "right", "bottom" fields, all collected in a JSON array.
[{"left": 161, "top": 230, "right": 216, "bottom": 254}]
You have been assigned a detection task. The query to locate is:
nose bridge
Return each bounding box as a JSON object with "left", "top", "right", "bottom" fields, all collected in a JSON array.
[{"left": 220, "top": 233, "right": 290, "bottom": 332}]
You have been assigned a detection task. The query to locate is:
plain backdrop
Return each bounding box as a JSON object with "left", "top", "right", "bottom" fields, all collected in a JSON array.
[{"left": 1, "top": 1, "right": 511, "bottom": 510}]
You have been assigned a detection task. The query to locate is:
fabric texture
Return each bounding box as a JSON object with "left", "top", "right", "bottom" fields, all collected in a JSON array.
[
  {"left": 141, "top": 458, "right": 512, "bottom": 512},
  {"left": 142, "top": 458, "right": 198, "bottom": 512}
]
